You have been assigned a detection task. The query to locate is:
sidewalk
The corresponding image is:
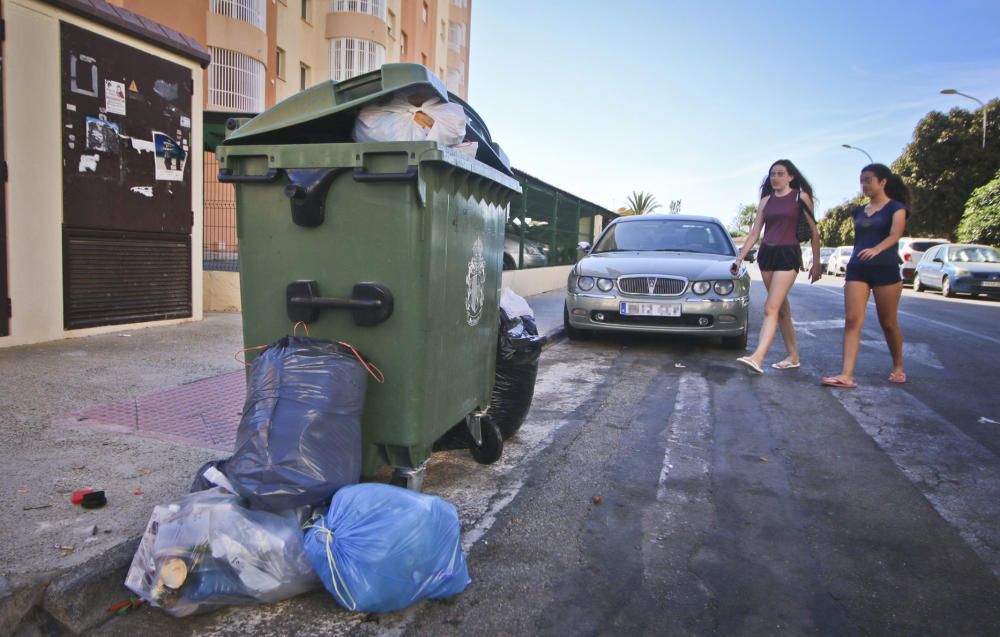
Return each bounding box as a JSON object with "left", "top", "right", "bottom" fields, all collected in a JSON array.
[{"left": 0, "top": 288, "right": 566, "bottom": 634}]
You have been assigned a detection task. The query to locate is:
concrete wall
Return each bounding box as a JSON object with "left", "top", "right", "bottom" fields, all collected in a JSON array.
[
  {"left": 2, "top": 0, "right": 205, "bottom": 347},
  {"left": 203, "top": 264, "right": 570, "bottom": 313}
]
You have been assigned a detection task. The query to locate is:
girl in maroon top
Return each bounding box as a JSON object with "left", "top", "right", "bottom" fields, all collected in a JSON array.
[{"left": 733, "top": 159, "right": 821, "bottom": 374}]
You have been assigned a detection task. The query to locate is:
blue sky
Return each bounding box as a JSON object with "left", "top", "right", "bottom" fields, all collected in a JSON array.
[{"left": 467, "top": 0, "right": 1000, "bottom": 225}]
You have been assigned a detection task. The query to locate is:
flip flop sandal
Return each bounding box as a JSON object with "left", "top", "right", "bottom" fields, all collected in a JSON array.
[
  {"left": 821, "top": 377, "right": 858, "bottom": 389},
  {"left": 772, "top": 361, "right": 801, "bottom": 370},
  {"left": 888, "top": 372, "right": 907, "bottom": 384},
  {"left": 737, "top": 357, "right": 763, "bottom": 374}
]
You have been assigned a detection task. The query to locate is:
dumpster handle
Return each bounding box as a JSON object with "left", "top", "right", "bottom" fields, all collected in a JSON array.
[
  {"left": 284, "top": 168, "right": 346, "bottom": 227},
  {"left": 351, "top": 166, "right": 418, "bottom": 183},
  {"left": 217, "top": 168, "right": 281, "bottom": 183},
  {"left": 287, "top": 280, "right": 394, "bottom": 327}
]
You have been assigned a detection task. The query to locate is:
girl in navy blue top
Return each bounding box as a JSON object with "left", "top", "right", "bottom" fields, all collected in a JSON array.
[{"left": 823, "top": 164, "right": 910, "bottom": 389}]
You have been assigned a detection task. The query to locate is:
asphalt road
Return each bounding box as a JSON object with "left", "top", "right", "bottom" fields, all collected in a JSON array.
[{"left": 97, "top": 275, "right": 1000, "bottom": 636}]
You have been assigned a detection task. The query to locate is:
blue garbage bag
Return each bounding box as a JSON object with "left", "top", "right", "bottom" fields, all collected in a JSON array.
[
  {"left": 303, "top": 484, "right": 471, "bottom": 613},
  {"left": 225, "top": 336, "right": 369, "bottom": 511}
]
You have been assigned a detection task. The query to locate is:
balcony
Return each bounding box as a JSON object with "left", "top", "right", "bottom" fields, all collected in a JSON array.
[{"left": 209, "top": 0, "right": 266, "bottom": 31}]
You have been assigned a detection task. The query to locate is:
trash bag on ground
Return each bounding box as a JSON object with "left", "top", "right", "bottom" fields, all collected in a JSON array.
[
  {"left": 124, "top": 488, "right": 319, "bottom": 617},
  {"left": 303, "top": 483, "right": 470, "bottom": 613},
  {"left": 225, "top": 335, "right": 370, "bottom": 511},
  {"left": 189, "top": 458, "right": 229, "bottom": 493},
  {"left": 491, "top": 291, "right": 546, "bottom": 439},
  {"left": 353, "top": 94, "right": 467, "bottom": 146}
]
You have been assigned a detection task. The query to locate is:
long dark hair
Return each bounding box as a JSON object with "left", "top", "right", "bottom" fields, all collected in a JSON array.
[
  {"left": 759, "top": 159, "right": 816, "bottom": 209},
  {"left": 862, "top": 163, "right": 911, "bottom": 210}
]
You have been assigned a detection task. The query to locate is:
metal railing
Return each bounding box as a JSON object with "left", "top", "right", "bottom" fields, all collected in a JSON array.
[
  {"left": 330, "top": 0, "right": 386, "bottom": 20},
  {"left": 210, "top": 0, "right": 266, "bottom": 31},
  {"left": 203, "top": 153, "right": 239, "bottom": 272},
  {"left": 208, "top": 47, "right": 265, "bottom": 113}
]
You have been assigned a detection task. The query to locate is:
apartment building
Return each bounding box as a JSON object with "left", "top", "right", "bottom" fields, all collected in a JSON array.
[{"left": 108, "top": 0, "right": 471, "bottom": 112}]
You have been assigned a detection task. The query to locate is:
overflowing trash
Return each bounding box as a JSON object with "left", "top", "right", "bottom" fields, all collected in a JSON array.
[
  {"left": 124, "top": 488, "right": 320, "bottom": 617},
  {"left": 354, "top": 94, "right": 465, "bottom": 145},
  {"left": 303, "top": 484, "right": 470, "bottom": 613},
  {"left": 491, "top": 290, "right": 546, "bottom": 439},
  {"left": 220, "top": 336, "right": 370, "bottom": 512}
]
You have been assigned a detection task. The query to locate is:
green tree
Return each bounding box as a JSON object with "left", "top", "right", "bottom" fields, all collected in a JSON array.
[
  {"left": 731, "top": 203, "right": 756, "bottom": 235},
  {"left": 816, "top": 194, "right": 866, "bottom": 246},
  {"left": 892, "top": 99, "right": 1000, "bottom": 239},
  {"left": 956, "top": 169, "right": 1000, "bottom": 245},
  {"left": 623, "top": 191, "right": 661, "bottom": 215}
]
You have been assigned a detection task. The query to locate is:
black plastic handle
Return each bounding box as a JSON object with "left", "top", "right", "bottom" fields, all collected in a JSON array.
[
  {"left": 287, "top": 281, "right": 394, "bottom": 326},
  {"left": 352, "top": 166, "right": 418, "bottom": 183},
  {"left": 218, "top": 168, "right": 281, "bottom": 183},
  {"left": 283, "top": 168, "right": 344, "bottom": 227}
]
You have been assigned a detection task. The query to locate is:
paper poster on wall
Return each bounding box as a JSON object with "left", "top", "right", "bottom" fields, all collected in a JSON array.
[
  {"left": 85, "top": 116, "right": 120, "bottom": 154},
  {"left": 152, "top": 131, "right": 188, "bottom": 181},
  {"left": 105, "top": 79, "right": 127, "bottom": 115}
]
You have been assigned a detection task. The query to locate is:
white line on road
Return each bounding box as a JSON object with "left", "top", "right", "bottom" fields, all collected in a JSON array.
[
  {"left": 980, "top": 417, "right": 999, "bottom": 426},
  {"left": 832, "top": 385, "right": 1000, "bottom": 579}
]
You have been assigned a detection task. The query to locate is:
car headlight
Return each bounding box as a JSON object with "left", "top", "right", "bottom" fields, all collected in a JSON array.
[
  {"left": 691, "top": 281, "right": 711, "bottom": 295},
  {"left": 577, "top": 276, "right": 595, "bottom": 291},
  {"left": 714, "top": 280, "right": 735, "bottom": 295},
  {"left": 596, "top": 278, "right": 615, "bottom": 292},
  {"left": 952, "top": 268, "right": 971, "bottom": 278}
]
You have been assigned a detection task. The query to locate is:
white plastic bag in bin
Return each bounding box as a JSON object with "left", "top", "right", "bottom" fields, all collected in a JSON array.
[{"left": 353, "top": 95, "right": 467, "bottom": 146}]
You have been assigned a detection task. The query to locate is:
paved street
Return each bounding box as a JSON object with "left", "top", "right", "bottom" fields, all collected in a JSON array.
[{"left": 97, "top": 276, "right": 1000, "bottom": 636}]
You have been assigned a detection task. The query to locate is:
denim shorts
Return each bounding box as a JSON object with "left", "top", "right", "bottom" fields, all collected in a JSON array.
[{"left": 845, "top": 263, "right": 901, "bottom": 287}]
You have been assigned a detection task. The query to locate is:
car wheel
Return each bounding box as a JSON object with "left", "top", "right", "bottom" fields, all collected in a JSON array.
[
  {"left": 563, "top": 303, "right": 591, "bottom": 341},
  {"left": 942, "top": 276, "right": 955, "bottom": 298},
  {"left": 502, "top": 254, "right": 516, "bottom": 271},
  {"left": 913, "top": 276, "right": 923, "bottom": 292}
]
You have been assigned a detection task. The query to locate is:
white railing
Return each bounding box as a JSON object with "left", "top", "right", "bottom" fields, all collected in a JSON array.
[
  {"left": 446, "top": 62, "right": 465, "bottom": 93},
  {"left": 448, "top": 20, "right": 466, "bottom": 52},
  {"left": 330, "top": 0, "right": 386, "bottom": 21},
  {"left": 208, "top": 47, "right": 265, "bottom": 112},
  {"left": 210, "top": 0, "right": 266, "bottom": 31},
  {"left": 330, "top": 37, "right": 386, "bottom": 82}
]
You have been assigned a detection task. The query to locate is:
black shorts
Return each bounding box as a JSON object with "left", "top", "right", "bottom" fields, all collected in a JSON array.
[
  {"left": 845, "top": 263, "right": 901, "bottom": 287},
  {"left": 757, "top": 244, "right": 802, "bottom": 272}
]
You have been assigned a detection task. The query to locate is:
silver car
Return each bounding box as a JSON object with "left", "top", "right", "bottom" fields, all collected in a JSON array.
[{"left": 564, "top": 215, "right": 751, "bottom": 349}]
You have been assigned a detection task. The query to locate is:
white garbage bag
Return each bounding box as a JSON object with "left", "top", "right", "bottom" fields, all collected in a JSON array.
[{"left": 353, "top": 95, "right": 467, "bottom": 146}]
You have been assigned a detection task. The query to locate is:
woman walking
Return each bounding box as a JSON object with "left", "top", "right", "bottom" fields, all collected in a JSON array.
[
  {"left": 733, "top": 159, "right": 821, "bottom": 374},
  {"left": 822, "top": 164, "right": 909, "bottom": 389}
]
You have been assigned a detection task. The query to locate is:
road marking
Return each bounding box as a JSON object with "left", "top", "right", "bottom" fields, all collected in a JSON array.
[
  {"left": 832, "top": 385, "right": 1000, "bottom": 578},
  {"left": 980, "top": 417, "right": 999, "bottom": 426},
  {"left": 808, "top": 284, "right": 1000, "bottom": 346},
  {"left": 860, "top": 340, "right": 944, "bottom": 369},
  {"left": 793, "top": 319, "right": 845, "bottom": 337}
]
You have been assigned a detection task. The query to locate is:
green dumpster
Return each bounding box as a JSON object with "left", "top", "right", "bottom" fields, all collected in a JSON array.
[{"left": 218, "top": 65, "right": 521, "bottom": 488}]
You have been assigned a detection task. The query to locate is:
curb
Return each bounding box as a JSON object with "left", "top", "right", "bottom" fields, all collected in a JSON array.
[{"left": 542, "top": 325, "right": 566, "bottom": 348}]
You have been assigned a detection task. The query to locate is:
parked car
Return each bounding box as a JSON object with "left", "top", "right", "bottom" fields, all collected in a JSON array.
[
  {"left": 803, "top": 246, "right": 836, "bottom": 271},
  {"left": 826, "top": 246, "right": 853, "bottom": 276},
  {"left": 503, "top": 234, "right": 548, "bottom": 270},
  {"left": 898, "top": 237, "right": 948, "bottom": 284},
  {"left": 564, "top": 215, "right": 751, "bottom": 349},
  {"left": 913, "top": 243, "right": 1000, "bottom": 298}
]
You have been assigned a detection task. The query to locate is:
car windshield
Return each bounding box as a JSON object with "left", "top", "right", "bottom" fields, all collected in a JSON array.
[
  {"left": 592, "top": 219, "right": 734, "bottom": 256},
  {"left": 948, "top": 246, "right": 1000, "bottom": 263},
  {"left": 911, "top": 240, "right": 944, "bottom": 252},
  {"left": 820, "top": 248, "right": 835, "bottom": 257}
]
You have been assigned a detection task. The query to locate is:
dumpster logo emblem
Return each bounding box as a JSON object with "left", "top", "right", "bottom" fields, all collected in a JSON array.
[{"left": 466, "top": 236, "right": 486, "bottom": 326}]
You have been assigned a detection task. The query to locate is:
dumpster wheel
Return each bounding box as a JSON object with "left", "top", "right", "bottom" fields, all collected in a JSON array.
[{"left": 469, "top": 415, "right": 504, "bottom": 465}]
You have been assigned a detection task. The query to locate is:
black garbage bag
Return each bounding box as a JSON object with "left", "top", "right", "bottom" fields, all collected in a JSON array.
[
  {"left": 490, "top": 309, "right": 545, "bottom": 439},
  {"left": 189, "top": 458, "right": 229, "bottom": 493},
  {"left": 223, "top": 335, "right": 370, "bottom": 511}
]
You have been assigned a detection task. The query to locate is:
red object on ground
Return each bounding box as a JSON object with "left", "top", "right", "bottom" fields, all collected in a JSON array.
[
  {"left": 134, "top": 488, "right": 143, "bottom": 496},
  {"left": 71, "top": 489, "right": 94, "bottom": 505}
]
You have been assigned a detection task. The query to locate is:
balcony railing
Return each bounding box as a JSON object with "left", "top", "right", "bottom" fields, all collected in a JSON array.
[
  {"left": 210, "top": 0, "right": 266, "bottom": 32},
  {"left": 208, "top": 47, "right": 265, "bottom": 112},
  {"left": 330, "top": 0, "right": 386, "bottom": 21},
  {"left": 330, "top": 37, "right": 386, "bottom": 82}
]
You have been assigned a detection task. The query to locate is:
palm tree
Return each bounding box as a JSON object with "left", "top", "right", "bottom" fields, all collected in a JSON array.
[{"left": 623, "top": 191, "right": 661, "bottom": 215}]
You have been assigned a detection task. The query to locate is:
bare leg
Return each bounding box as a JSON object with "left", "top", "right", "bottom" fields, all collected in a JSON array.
[
  {"left": 872, "top": 281, "right": 904, "bottom": 376},
  {"left": 747, "top": 269, "right": 798, "bottom": 366},
  {"left": 775, "top": 295, "right": 799, "bottom": 365},
  {"left": 826, "top": 281, "right": 870, "bottom": 384}
]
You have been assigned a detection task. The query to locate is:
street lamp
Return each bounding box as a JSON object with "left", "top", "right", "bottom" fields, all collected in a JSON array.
[
  {"left": 941, "top": 88, "right": 988, "bottom": 149},
  {"left": 841, "top": 144, "right": 874, "bottom": 164}
]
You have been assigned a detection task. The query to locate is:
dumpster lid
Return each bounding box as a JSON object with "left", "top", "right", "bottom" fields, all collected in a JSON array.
[{"left": 222, "top": 64, "right": 513, "bottom": 176}]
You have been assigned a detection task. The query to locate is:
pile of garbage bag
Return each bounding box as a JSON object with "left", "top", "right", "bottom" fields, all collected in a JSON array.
[
  {"left": 492, "top": 290, "right": 546, "bottom": 439},
  {"left": 353, "top": 93, "right": 478, "bottom": 158}
]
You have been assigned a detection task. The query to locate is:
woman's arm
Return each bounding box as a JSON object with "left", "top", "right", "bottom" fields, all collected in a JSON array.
[
  {"left": 801, "top": 192, "right": 822, "bottom": 282},
  {"left": 736, "top": 197, "right": 768, "bottom": 261},
  {"left": 857, "top": 208, "right": 907, "bottom": 260}
]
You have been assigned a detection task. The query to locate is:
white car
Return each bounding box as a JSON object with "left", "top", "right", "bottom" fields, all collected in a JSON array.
[{"left": 826, "top": 246, "right": 853, "bottom": 276}]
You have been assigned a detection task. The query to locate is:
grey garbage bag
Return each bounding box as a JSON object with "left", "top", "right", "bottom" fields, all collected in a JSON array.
[
  {"left": 124, "top": 488, "right": 319, "bottom": 617},
  {"left": 225, "top": 335, "right": 373, "bottom": 511}
]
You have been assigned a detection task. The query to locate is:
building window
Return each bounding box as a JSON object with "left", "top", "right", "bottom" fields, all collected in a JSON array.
[
  {"left": 421, "top": 52, "right": 427, "bottom": 68},
  {"left": 422, "top": 1, "right": 428, "bottom": 23},
  {"left": 209, "top": 0, "right": 266, "bottom": 31},
  {"left": 451, "top": 0, "right": 467, "bottom": 7},
  {"left": 448, "top": 20, "right": 466, "bottom": 52},
  {"left": 329, "top": 0, "right": 386, "bottom": 20},
  {"left": 330, "top": 38, "right": 385, "bottom": 81},
  {"left": 446, "top": 62, "right": 465, "bottom": 93},
  {"left": 301, "top": 0, "right": 310, "bottom": 22},
  {"left": 300, "top": 63, "right": 310, "bottom": 90},
  {"left": 209, "top": 47, "right": 265, "bottom": 112},
  {"left": 401, "top": 30, "right": 407, "bottom": 54},
  {"left": 387, "top": 9, "right": 396, "bottom": 36},
  {"left": 276, "top": 47, "right": 286, "bottom": 80}
]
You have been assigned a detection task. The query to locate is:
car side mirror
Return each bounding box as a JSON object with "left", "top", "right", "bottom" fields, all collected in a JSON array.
[
  {"left": 932, "top": 257, "right": 943, "bottom": 263},
  {"left": 577, "top": 242, "right": 592, "bottom": 252},
  {"left": 745, "top": 249, "right": 756, "bottom": 263}
]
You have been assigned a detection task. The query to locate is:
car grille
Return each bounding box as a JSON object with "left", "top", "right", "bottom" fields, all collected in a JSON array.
[
  {"left": 593, "top": 311, "right": 713, "bottom": 327},
  {"left": 618, "top": 276, "right": 686, "bottom": 296}
]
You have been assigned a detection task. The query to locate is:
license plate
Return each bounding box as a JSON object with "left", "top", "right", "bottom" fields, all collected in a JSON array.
[
  {"left": 620, "top": 302, "right": 681, "bottom": 317},
  {"left": 983, "top": 281, "right": 1000, "bottom": 288}
]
